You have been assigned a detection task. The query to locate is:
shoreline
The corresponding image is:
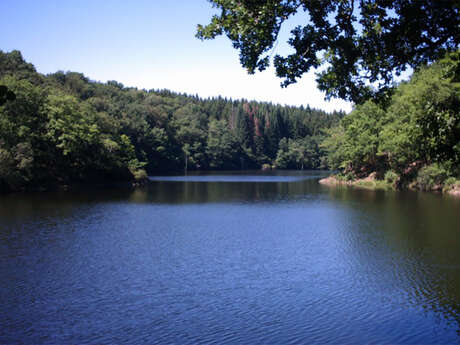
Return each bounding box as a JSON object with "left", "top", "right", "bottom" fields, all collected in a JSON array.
[
  {"left": 0, "top": 177, "right": 149, "bottom": 196},
  {"left": 319, "top": 175, "right": 460, "bottom": 197}
]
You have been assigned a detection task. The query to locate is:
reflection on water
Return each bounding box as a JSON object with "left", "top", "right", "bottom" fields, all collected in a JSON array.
[
  {"left": 326, "top": 186, "right": 460, "bottom": 330},
  {"left": 0, "top": 170, "right": 459, "bottom": 344}
]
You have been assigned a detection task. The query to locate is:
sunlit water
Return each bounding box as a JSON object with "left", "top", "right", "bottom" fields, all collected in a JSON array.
[{"left": 1, "top": 171, "right": 459, "bottom": 344}]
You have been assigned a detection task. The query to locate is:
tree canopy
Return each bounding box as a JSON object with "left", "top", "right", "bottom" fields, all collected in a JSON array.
[
  {"left": 321, "top": 51, "right": 460, "bottom": 190},
  {"left": 197, "top": 0, "right": 460, "bottom": 104},
  {"left": 0, "top": 85, "right": 15, "bottom": 106},
  {"left": 0, "top": 50, "right": 342, "bottom": 193}
]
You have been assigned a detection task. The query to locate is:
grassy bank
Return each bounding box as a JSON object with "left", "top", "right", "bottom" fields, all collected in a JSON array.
[
  {"left": 320, "top": 172, "right": 460, "bottom": 196},
  {"left": 319, "top": 173, "right": 392, "bottom": 191}
]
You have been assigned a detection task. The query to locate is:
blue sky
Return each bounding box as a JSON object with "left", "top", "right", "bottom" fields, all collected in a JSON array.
[{"left": 0, "top": 0, "right": 352, "bottom": 112}]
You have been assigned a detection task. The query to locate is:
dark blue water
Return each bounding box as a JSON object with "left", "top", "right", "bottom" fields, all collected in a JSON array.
[{"left": 1, "top": 171, "right": 459, "bottom": 344}]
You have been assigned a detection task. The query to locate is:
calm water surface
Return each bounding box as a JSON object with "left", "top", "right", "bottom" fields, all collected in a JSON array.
[{"left": 1, "top": 171, "right": 459, "bottom": 344}]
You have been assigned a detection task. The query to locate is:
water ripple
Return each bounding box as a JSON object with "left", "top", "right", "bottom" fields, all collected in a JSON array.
[{"left": 1, "top": 174, "right": 459, "bottom": 344}]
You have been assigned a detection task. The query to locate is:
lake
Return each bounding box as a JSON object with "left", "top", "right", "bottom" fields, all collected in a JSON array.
[{"left": 1, "top": 170, "right": 459, "bottom": 344}]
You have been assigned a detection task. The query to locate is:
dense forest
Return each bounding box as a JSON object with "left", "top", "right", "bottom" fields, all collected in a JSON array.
[
  {"left": 0, "top": 50, "right": 343, "bottom": 193},
  {"left": 2, "top": 49, "right": 458, "bottom": 195},
  {"left": 322, "top": 51, "right": 460, "bottom": 193}
]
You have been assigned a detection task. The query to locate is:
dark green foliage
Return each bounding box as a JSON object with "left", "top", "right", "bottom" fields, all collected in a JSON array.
[
  {"left": 443, "top": 176, "right": 460, "bottom": 193},
  {"left": 197, "top": 1, "right": 459, "bottom": 104},
  {"left": 206, "top": 119, "right": 242, "bottom": 169},
  {"left": 275, "top": 136, "right": 320, "bottom": 170},
  {"left": 384, "top": 171, "right": 398, "bottom": 185},
  {"left": 416, "top": 164, "right": 450, "bottom": 191},
  {"left": 0, "top": 85, "right": 16, "bottom": 106},
  {"left": 0, "top": 50, "right": 341, "bottom": 192},
  {"left": 339, "top": 100, "right": 386, "bottom": 175},
  {"left": 322, "top": 51, "right": 460, "bottom": 189}
]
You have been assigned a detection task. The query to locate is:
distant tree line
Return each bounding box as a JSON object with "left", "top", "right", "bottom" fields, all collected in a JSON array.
[{"left": 0, "top": 50, "right": 343, "bottom": 192}]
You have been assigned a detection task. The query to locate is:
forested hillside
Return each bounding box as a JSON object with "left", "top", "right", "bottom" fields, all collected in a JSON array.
[
  {"left": 0, "top": 50, "right": 343, "bottom": 192},
  {"left": 322, "top": 51, "right": 460, "bottom": 193}
]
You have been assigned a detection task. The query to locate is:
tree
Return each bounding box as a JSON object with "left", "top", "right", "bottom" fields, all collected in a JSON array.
[
  {"left": 321, "top": 124, "right": 347, "bottom": 170},
  {"left": 0, "top": 85, "right": 15, "bottom": 105},
  {"left": 321, "top": 51, "right": 460, "bottom": 182},
  {"left": 197, "top": 1, "right": 459, "bottom": 104},
  {"left": 275, "top": 136, "right": 318, "bottom": 169},
  {"left": 206, "top": 119, "right": 241, "bottom": 169},
  {"left": 1, "top": 49, "right": 343, "bottom": 192},
  {"left": 379, "top": 51, "right": 460, "bottom": 173},
  {"left": 340, "top": 100, "right": 385, "bottom": 173}
]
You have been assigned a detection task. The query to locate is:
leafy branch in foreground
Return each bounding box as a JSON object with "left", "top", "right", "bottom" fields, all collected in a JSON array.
[{"left": 198, "top": 0, "right": 459, "bottom": 104}]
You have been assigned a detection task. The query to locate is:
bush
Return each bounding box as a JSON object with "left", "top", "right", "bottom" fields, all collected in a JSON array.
[
  {"left": 354, "top": 180, "right": 375, "bottom": 189},
  {"left": 442, "top": 177, "right": 460, "bottom": 192},
  {"left": 444, "top": 177, "right": 457, "bottom": 187},
  {"left": 261, "top": 163, "right": 271, "bottom": 171},
  {"left": 335, "top": 173, "right": 346, "bottom": 181},
  {"left": 384, "top": 170, "right": 398, "bottom": 184},
  {"left": 335, "top": 172, "right": 355, "bottom": 182},
  {"left": 374, "top": 180, "right": 392, "bottom": 190},
  {"left": 345, "top": 172, "right": 355, "bottom": 181},
  {"left": 416, "top": 164, "right": 449, "bottom": 191},
  {"left": 353, "top": 179, "right": 392, "bottom": 191},
  {"left": 133, "top": 169, "right": 148, "bottom": 181}
]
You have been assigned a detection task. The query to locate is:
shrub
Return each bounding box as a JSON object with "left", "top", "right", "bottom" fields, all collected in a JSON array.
[
  {"left": 442, "top": 177, "right": 460, "bottom": 192},
  {"left": 416, "top": 164, "right": 449, "bottom": 191},
  {"left": 344, "top": 172, "right": 355, "bottom": 181},
  {"left": 133, "top": 169, "right": 148, "bottom": 181},
  {"left": 353, "top": 179, "right": 392, "bottom": 190},
  {"left": 354, "top": 180, "right": 375, "bottom": 189},
  {"left": 375, "top": 180, "right": 392, "bottom": 190},
  {"left": 444, "top": 177, "right": 457, "bottom": 187},
  {"left": 335, "top": 173, "right": 346, "bottom": 181},
  {"left": 384, "top": 170, "right": 398, "bottom": 184},
  {"left": 261, "top": 163, "right": 271, "bottom": 171}
]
